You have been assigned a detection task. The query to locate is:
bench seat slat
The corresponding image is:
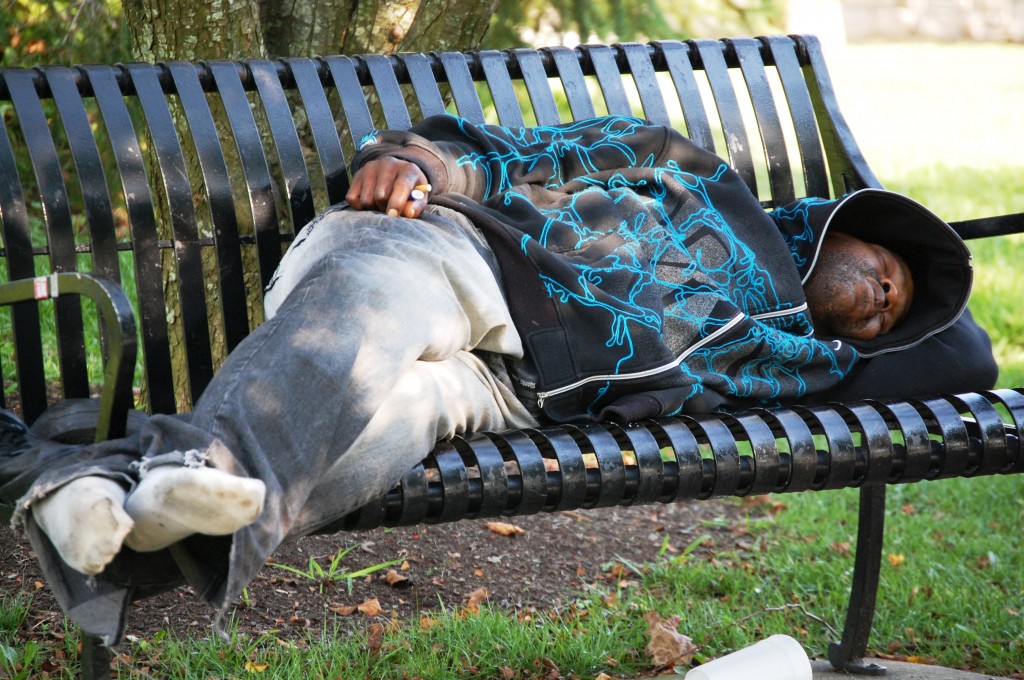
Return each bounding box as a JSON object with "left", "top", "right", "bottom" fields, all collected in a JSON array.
[
  {"left": 455, "top": 432, "right": 510, "bottom": 518},
  {"left": 494, "top": 429, "right": 549, "bottom": 515},
  {"left": 913, "top": 397, "right": 972, "bottom": 479},
  {"left": 732, "top": 412, "right": 783, "bottom": 496},
  {"left": 806, "top": 406, "right": 860, "bottom": 489},
  {"left": 839, "top": 403, "right": 896, "bottom": 485},
  {"left": 951, "top": 392, "right": 1012, "bottom": 475},
  {"left": 618, "top": 424, "right": 672, "bottom": 504},
  {"left": 531, "top": 427, "right": 589, "bottom": 511},
  {"left": 759, "top": 408, "right": 818, "bottom": 492},
  {"left": 432, "top": 441, "right": 472, "bottom": 522},
  {"left": 567, "top": 423, "right": 627, "bottom": 508}
]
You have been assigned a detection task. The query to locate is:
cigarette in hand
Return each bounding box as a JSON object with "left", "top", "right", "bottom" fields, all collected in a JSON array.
[{"left": 409, "top": 183, "right": 432, "bottom": 201}]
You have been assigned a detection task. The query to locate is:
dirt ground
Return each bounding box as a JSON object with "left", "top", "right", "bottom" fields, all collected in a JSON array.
[{"left": 0, "top": 498, "right": 753, "bottom": 647}]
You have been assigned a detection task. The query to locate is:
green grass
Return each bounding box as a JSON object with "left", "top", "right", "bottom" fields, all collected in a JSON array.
[{"left": 2, "top": 41, "right": 1024, "bottom": 678}]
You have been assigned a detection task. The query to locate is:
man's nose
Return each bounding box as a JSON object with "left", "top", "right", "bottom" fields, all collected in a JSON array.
[{"left": 878, "top": 276, "right": 898, "bottom": 311}]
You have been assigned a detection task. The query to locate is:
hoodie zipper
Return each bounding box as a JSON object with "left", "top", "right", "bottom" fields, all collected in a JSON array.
[{"left": 535, "top": 303, "right": 809, "bottom": 407}]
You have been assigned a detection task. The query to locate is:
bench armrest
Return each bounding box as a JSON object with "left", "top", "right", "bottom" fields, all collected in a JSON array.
[
  {"left": 951, "top": 211, "right": 1024, "bottom": 240},
  {"left": 0, "top": 273, "right": 138, "bottom": 441}
]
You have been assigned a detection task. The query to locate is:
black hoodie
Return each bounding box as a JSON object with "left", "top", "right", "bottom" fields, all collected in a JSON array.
[{"left": 353, "top": 115, "right": 971, "bottom": 422}]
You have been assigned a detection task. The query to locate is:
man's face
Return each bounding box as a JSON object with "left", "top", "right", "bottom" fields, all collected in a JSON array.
[{"left": 804, "top": 231, "right": 914, "bottom": 341}]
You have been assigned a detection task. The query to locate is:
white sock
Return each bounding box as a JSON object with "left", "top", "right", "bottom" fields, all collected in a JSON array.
[
  {"left": 31, "top": 477, "right": 134, "bottom": 575},
  {"left": 123, "top": 465, "right": 266, "bottom": 552}
]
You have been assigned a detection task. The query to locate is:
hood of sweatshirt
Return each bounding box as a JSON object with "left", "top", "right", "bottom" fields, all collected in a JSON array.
[{"left": 771, "top": 188, "right": 972, "bottom": 357}]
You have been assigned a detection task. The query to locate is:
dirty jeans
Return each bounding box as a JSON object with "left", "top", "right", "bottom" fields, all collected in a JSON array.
[{"left": 10, "top": 205, "right": 537, "bottom": 644}]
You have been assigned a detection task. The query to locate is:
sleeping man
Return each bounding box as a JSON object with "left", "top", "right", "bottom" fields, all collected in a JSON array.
[{"left": 0, "top": 115, "right": 995, "bottom": 645}]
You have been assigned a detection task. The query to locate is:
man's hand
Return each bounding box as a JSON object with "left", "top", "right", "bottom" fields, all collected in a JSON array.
[{"left": 346, "top": 157, "right": 431, "bottom": 218}]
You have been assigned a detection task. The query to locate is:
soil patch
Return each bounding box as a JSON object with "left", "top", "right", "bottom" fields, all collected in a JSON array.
[{"left": 1, "top": 499, "right": 754, "bottom": 644}]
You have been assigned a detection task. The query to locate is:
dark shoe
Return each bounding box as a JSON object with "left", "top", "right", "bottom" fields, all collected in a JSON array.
[{"left": 0, "top": 409, "right": 30, "bottom": 456}]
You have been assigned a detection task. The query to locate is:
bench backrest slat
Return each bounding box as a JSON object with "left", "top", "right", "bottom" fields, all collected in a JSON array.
[
  {"left": 439, "top": 52, "right": 487, "bottom": 124},
  {"left": 82, "top": 64, "right": 179, "bottom": 414},
  {"left": 547, "top": 46, "right": 597, "bottom": 121},
  {"left": 620, "top": 42, "right": 672, "bottom": 126},
  {"left": 6, "top": 70, "right": 91, "bottom": 399},
  {"left": 509, "top": 48, "right": 562, "bottom": 126},
  {"left": 288, "top": 58, "right": 350, "bottom": 208},
  {"left": 731, "top": 37, "right": 796, "bottom": 205},
  {"left": 128, "top": 63, "right": 216, "bottom": 403},
  {"left": 166, "top": 62, "right": 250, "bottom": 355},
  {"left": 208, "top": 61, "right": 283, "bottom": 295},
  {"left": 478, "top": 50, "right": 525, "bottom": 128},
  {"left": 364, "top": 54, "right": 415, "bottom": 130},
  {"left": 398, "top": 53, "right": 449, "bottom": 119},
  {"left": 0, "top": 36, "right": 881, "bottom": 419}
]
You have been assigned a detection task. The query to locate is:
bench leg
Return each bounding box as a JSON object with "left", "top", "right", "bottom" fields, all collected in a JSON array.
[
  {"left": 80, "top": 633, "right": 112, "bottom": 680},
  {"left": 828, "top": 484, "right": 888, "bottom": 675}
]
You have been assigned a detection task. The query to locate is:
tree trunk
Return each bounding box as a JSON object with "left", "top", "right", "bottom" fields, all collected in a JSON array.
[{"left": 120, "top": 0, "right": 498, "bottom": 410}]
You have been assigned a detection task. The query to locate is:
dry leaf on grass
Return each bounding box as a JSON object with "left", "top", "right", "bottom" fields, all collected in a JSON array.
[
  {"left": 366, "top": 622, "right": 384, "bottom": 657},
  {"left": 644, "top": 611, "right": 697, "bottom": 667},
  {"left": 486, "top": 521, "right": 525, "bottom": 537},
  {"left": 466, "top": 586, "right": 490, "bottom": 608}
]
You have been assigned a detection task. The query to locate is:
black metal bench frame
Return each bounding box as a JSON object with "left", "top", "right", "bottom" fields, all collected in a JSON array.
[{"left": 1, "top": 35, "right": 1022, "bottom": 678}]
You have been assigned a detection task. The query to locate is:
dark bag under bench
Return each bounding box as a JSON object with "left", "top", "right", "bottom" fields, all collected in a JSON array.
[{"left": 1, "top": 35, "right": 1022, "bottom": 678}]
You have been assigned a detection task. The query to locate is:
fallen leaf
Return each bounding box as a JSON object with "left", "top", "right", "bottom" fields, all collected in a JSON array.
[
  {"left": 644, "top": 611, "right": 697, "bottom": 667},
  {"left": 595, "top": 674, "right": 613, "bottom": 680},
  {"left": 486, "top": 521, "right": 525, "bottom": 537},
  {"left": 329, "top": 605, "right": 357, "bottom": 616},
  {"left": 383, "top": 569, "right": 410, "bottom": 587},
  {"left": 357, "top": 598, "right": 385, "bottom": 616},
  {"left": 887, "top": 553, "right": 906, "bottom": 568},
  {"left": 244, "top": 660, "right": 268, "bottom": 672}
]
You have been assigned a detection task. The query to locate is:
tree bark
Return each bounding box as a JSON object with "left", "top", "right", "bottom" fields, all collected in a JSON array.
[{"left": 120, "top": 0, "right": 498, "bottom": 410}]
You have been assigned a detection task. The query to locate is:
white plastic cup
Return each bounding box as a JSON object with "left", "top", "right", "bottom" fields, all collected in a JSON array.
[{"left": 684, "top": 634, "right": 812, "bottom": 680}]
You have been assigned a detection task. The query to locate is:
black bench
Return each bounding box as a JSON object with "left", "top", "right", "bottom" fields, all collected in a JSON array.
[{"left": 1, "top": 35, "right": 1022, "bottom": 678}]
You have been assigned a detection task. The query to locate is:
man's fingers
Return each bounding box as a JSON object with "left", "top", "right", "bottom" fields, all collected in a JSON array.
[{"left": 348, "top": 158, "right": 429, "bottom": 217}]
